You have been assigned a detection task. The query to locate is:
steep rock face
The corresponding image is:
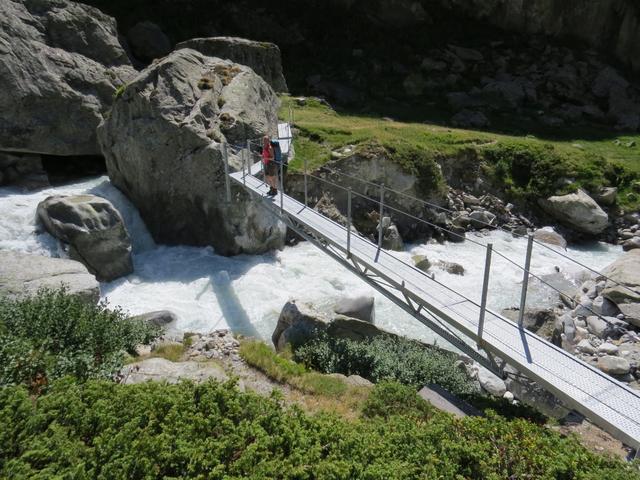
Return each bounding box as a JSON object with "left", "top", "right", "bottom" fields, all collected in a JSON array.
[
  {"left": 0, "top": 0, "right": 135, "bottom": 156},
  {"left": 98, "top": 48, "right": 285, "bottom": 255},
  {"left": 437, "top": 0, "right": 640, "bottom": 74},
  {"left": 37, "top": 194, "right": 134, "bottom": 281},
  {"left": 175, "top": 37, "right": 288, "bottom": 93}
]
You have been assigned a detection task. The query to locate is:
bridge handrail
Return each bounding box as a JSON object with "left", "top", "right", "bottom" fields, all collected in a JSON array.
[{"left": 310, "top": 163, "right": 640, "bottom": 300}]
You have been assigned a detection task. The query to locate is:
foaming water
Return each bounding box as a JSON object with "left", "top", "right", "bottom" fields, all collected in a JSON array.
[{"left": 0, "top": 178, "right": 622, "bottom": 346}]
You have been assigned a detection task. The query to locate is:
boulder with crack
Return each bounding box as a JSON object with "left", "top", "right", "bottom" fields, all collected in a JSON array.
[
  {"left": 176, "top": 37, "right": 288, "bottom": 93},
  {"left": 538, "top": 189, "right": 608, "bottom": 235},
  {"left": 0, "top": 0, "right": 135, "bottom": 156},
  {"left": 98, "top": 49, "right": 285, "bottom": 255}
]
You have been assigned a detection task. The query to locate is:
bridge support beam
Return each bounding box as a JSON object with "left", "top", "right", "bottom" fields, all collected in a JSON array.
[
  {"left": 518, "top": 234, "right": 534, "bottom": 328},
  {"left": 477, "top": 243, "right": 493, "bottom": 348}
]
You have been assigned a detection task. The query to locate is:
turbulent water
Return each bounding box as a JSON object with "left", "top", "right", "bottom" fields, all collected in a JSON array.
[{"left": 0, "top": 177, "right": 622, "bottom": 346}]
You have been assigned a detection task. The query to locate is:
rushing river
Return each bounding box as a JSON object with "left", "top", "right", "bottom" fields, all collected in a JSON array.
[{"left": 0, "top": 177, "right": 623, "bottom": 346}]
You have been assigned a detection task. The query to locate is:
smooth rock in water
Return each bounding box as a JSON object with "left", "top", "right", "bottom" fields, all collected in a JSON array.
[
  {"left": 476, "top": 366, "right": 507, "bottom": 397},
  {"left": 176, "top": 37, "right": 288, "bottom": 93},
  {"left": 121, "top": 358, "right": 228, "bottom": 384},
  {"left": 533, "top": 227, "right": 567, "bottom": 248},
  {"left": 538, "top": 189, "right": 608, "bottom": 235},
  {"left": 412, "top": 255, "right": 431, "bottom": 272},
  {"left": 597, "top": 355, "right": 630, "bottom": 376},
  {"left": 37, "top": 195, "right": 133, "bottom": 281},
  {"left": 436, "top": 261, "right": 465, "bottom": 276},
  {"left": 333, "top": 296, "right": 375, "bottom": 323},
  {"left": 130, "top": 310, "right": 178, "bottom": 328},
  {"left": 126, "top": 21, "right": 172, "bottom": 62},
  {"left": 98, "top": 49, "right": 285, "bottom": 255},
  {"left": 0, "top": 0, "right": 135, "bottom": 156},
  {"left": 601, "top": 249, "right": 640, "bottom": 304},
  {"left": 0, "top": 251, "right": 99, "bottom": 303}
]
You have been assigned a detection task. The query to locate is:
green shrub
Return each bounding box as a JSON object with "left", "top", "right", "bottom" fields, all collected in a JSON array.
[
  {"left": 362, "top": 381, "right": 432, "bottom": 419},
  {"left": 0, "top": 289, "right": 160, "bottom": 391},
  {"left": 0, "top": 379, "right": 636, "bottom": 479},
  {"left": 294, "top": 332, "right": 475, "bottom": 395}
]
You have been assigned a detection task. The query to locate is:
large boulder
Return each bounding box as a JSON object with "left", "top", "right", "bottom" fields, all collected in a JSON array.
[
  {"left": 176, "top": 37, "right": 288, "bottom": 93},
  {"left": 0, "top": 251, "right": 99, "bottom": 302},
  {"left": 538, "top": 189, "right": 608, "bottom": 235},
  {"left": 600, "top": 249, "right": 640, "bottom": 326},
  {"left": 333, "top": 296, "right": 375, "bottom": 323},
  {"left": 37, "top": 195, "right": 133, "bottom": 281},
  {"left": 272, "top": 301, "right": 383, "bottom": 352},
  {"left": 98, "top": 49, "right": 286, "bottom": 255},
  {"left": 0, "top": 0, "right": 135, "bottom": 156}
]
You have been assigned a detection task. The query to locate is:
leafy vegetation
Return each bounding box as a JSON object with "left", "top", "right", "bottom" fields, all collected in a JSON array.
[
  {"left": 0, "top": 289, "right": 159, "bottom": 392},
  {"left": 293, "top": 331, "right": 475, "bottom": 395},
  {"left": 281, "top": 96, "right": 640, "bottom": 209},
  {"left": 1, "top": 378, "right": 637, "bottom": 479}
]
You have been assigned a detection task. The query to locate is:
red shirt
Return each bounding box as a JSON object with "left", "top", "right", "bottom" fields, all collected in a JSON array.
[{"left": 262, "top": 143, "right": 274, "bottom": 164}]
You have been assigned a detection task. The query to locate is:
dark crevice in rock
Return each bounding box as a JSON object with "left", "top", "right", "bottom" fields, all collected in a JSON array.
[{"left": 41, "top": 154, "right": 106, "bottom": 185}]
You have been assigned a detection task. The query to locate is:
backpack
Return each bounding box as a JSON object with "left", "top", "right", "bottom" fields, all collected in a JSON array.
[{"left": 271, "top": 140, "right": 283, "bottom": 164}]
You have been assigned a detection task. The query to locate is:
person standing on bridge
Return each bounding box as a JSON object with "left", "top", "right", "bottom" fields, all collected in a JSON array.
[{"left": 262, "top": 135, "right": 277, "bottom": 197}]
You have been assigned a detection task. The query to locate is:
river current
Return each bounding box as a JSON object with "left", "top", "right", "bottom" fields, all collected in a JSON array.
[{"left": 0, "top": 177, "right": 622, "bottom": 346}]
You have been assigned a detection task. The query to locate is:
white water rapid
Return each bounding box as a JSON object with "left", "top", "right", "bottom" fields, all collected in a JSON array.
[{"left": 0, "top": 177, "right": 623, "bottom": 346}]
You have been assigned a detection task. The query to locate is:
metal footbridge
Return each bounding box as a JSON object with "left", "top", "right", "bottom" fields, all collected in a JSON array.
[{"left": 222, "top": 123, "right": 640, "bottom": 451}]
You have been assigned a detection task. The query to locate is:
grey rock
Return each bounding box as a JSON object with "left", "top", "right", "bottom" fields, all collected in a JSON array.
[
  {"left": 623, "top": 237, "right": 640, "bottom": 252},
  {"left": 131, "top": 310, "right": 178, "bottom": 328},
  {"left": 127, "top": 21, "right": 172, "bottom": 62},
  {"left": 121, "top": 358, "right": 228, "bottom": 384},
  {"left": 0, "top": 251, "right": 99, "bottom": 303},
  {"left": 469, "top": 210, "right": 496, "bottom": 228},
  {"left": 533, "top": 228, "right": 567, "bottom": 248},
  {"left": 592, "top": 295, "right": 619, "bottom": 317},
  {"left": 333, "top": 296, "right": 375, "bottom": 323},
  {"left": 37, "top": 195, "right": 133, "bottom": 281},
  {"left": 576, "top": 339, "right": 597, "bottom": 355},
  {"left": 272, "top": 301, "right": 385, "bottom": 352},
  {"left": 601, "top": 249, "right": 640, "bottom": 305},
  {"left": 382, "top": 224, "right": 404, "bottom": 251},
  {"left": 98, "top": 49, "right": 285, "bottom": 256},
  {"left": 538, "top": 189, "right": 608, "bottom": 235},
  {"left": 586, "top": 316, "right": 609, "bottom": 338},
  {"left": 0, "top": 152, "right": 49, "bottom": 189},
  {"left": 595, "top": 187, "right": 617, "bottom": 206},
  {"left": 502, "top": 307, "right": 556, "bottom": 335},
  {"left": 412, "top": 255, "right": 431, "bottom": 272},
  {"left": 618, "top": 303, "right": 640, "bottom": 328},
  {"left": 0, "top": 0, "right": 135, "bottom": 156},
  {"left": 597, "top": 355, "right": 630, "bottom": 375},
  {"left": 598, "top": 342, "right": 619, "bottom": 356},
  {"left": 176, "top": 37, "right": 288, "bottom": 93},
  {"left": 436, "top": 261, "right": 465, "bottom": 276},
  {"left": 476, "top": 366, "right": 507, "bottom": 396}
]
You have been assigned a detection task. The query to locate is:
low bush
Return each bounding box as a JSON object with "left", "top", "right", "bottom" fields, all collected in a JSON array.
[
  {"left": 1, "top": 379, "right": 636, "bottom": 479},
  {"left": 293, "top": 332, "right": 475, "bottom": 395},
  {"left": 0, "top": 289, "right": 160, "bottom": 391}
]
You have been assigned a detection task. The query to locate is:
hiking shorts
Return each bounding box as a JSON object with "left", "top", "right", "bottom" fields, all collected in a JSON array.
[{"left": 265, "top": 162, "right": 277, "bottom": 176}]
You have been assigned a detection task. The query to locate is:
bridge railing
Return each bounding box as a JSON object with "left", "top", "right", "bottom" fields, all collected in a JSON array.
[{"left": 225, "top": 130, "right": 638, "bottom": 347}]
